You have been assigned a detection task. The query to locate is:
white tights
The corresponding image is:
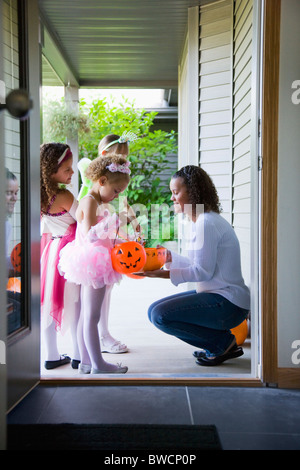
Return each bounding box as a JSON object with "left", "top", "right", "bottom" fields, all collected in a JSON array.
[
  {"left": 43, "top": 282, "right": 81, "bottom": 362},
  {"left": 78, "top": 284, "right": 122, "bottom": 372}
]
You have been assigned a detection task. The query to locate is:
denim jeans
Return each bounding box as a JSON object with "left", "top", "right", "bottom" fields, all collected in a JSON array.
[{"left": 148, "top": 290, "right": 249, "bottom": 356}]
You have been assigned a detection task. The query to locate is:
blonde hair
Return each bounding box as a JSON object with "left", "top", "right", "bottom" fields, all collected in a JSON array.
[
  {"left": 86, "top": 154, "right": 130, "bottom": 183},
  {"left": 98, "top": 134, "right": 129, "bottom": 157}
]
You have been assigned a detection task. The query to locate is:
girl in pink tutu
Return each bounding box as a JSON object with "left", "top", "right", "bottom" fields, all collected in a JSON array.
[
  {"left": 97, "top": 133, "right": 140, "bottom": 355},
  {"left": 59, "top": 154, "right": 130, "bottom": 374},
  {"left": 40, "top": 143, "right": 81, "bottom": 370}
]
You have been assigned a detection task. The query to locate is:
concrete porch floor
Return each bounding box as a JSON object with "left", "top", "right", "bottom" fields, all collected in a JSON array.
[{"left": 41, "top": 275, "right": 252, "bottom": 380}]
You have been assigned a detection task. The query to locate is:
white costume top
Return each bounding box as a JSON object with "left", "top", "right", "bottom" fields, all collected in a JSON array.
[
  {"left": 168, "top": 211, "right": 250, "bottom": 310},
  {"left": 41, "top": 198, "right": 78, "bottom": 237}
]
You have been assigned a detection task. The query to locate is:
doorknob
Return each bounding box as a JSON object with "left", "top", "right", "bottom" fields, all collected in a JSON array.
[{"left": 0, "top": 89, "right": 32, "bottom": 120}]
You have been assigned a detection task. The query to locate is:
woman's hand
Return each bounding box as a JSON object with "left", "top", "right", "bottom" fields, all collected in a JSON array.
[
  {"left": 133, "top": 269, "right": 170, "bottom": 279},
  {"left": 156, "top": 245, "right": 172, "bottom": 264},
  {"left": 166, "top": 250, "right": 172, "bottom": 263}
]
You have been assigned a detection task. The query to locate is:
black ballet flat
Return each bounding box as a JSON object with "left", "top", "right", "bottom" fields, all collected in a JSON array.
[
  {"left": 44, "top": 354, "right": 71, "bottom": 370},
  {"left": 71, "top": 359, "right": 81, "bottom": 369},
  {"left": 195, "top": 344, "right": 244, "bottom": 367}
]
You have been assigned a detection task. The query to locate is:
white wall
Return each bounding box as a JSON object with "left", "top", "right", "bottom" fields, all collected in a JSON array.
[
  {"left": 199, "top": 0, "right": 233, "bottom": 223},
  {"left": 178, "top": 7, "right": 199, "bottom": 170},
  {"left": 277, "top": 0, "right": 300, "bottom": 368}
]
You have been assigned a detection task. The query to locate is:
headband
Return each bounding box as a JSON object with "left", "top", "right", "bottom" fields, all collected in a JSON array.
[
  {"left": 57, "top": 148, "right": 72, "bottom": 166},
  {"left": 106, "top": 160, "right": 131, "bottom": 175},
  {"left": 102, "top": 131, "right": 138, "bottom": 152}
]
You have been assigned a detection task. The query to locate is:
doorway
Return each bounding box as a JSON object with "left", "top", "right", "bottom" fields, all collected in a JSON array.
[
  {"left": 39, "top": 84, "right": 254, "bottom": 383},
  {"left": 39, "top": 0, "right": 262, "bottom": 384}
]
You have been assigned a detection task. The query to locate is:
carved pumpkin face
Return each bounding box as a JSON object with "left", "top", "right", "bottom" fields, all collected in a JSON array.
[
  {"left": 10, "top": 242, "right": 21, "bottom": 274},
  {"left": 111, "top": 241, "right": 146, "bottom": 274},
  {"left": 143, "top": 247, "right": 167, "bottom": 271}
]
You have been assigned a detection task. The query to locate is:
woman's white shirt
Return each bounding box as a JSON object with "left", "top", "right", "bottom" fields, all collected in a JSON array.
[{"left": 168, "top": 212, "right": 250, "bottom": 310}]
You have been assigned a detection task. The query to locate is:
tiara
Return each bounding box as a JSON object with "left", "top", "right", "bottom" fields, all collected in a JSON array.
[
  {"left": 103, "top": 131, "right": 138, "bottom": 152},
  {"left": 106, "top": 160, "right": 131, "bottom": 175}
]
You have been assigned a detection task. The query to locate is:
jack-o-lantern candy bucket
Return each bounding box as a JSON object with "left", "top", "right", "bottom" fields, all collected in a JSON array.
[
  {"left": 111, "top": 241, "right": 147, "bottom": 274},
  {"left": 230, "top": 319, "right": 248, "bottom": 346},
  {"left": 10, "top": 242, "right": 21, "bottom": 274},
  {"left": 143, "top": 247, "right": 167, "bottom": 271}
]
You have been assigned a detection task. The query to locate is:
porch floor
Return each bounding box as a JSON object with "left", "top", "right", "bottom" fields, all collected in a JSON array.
[{"left": 40, "top": 276, "right": 252, "bottom": 379}]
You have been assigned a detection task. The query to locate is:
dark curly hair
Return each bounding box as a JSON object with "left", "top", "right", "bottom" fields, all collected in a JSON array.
[
  {"left": 172, "top": 165, "right": 221, "bottom": 214},
  {"left": 40, "top": 142, "right": 71, "bottom": 213}
]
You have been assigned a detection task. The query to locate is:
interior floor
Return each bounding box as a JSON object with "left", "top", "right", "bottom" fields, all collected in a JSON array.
[{"left": 7, "top": 384, "right": 300, "bottom": 450}]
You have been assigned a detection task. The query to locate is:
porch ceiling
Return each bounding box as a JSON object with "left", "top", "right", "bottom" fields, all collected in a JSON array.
[{"left": 39, "top": 0, "right": 215, "bottom": 95}]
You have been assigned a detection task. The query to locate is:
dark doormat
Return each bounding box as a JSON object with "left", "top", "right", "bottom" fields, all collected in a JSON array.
[{"left": 7, "top": 423, "right": 222, "bottom": 450}]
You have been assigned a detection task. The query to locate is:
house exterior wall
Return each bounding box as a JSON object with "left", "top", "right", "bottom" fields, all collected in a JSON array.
[
  {"left": 199, "top": 0, "right": 233, "bottom": 223},
  {"left": 232, "top": 0, "right": 253, "bottom": 287},
  {"left": 180, "top": 0, "right": 254, "bottom": 286},
  {"left": 178, "top": 0, "right": 259, "bottom": 370},
  {"left": 178, "top": 7, "right": 199, "bottom": 170}
]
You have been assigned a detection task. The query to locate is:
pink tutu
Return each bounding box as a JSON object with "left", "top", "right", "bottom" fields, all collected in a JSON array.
[
  {"left": 41, "top": 223, "right": 77, "bottom": 330},
  {"left": 58, "top": 213, "right": 122, "bottom": 289}
]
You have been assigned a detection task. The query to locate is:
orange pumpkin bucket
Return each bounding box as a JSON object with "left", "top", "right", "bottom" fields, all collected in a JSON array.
[
  {"left": 10, "top": 242, "right": 21, "bottom": 274},
  {"left": 230, "top": 319, "right": 248, "bottom": 346},
  {"left": 143, "top": 247, "right": 167, "bottom": 271},
  {"left": 111, "top": 241, "right": 147, "bottom": 274}
]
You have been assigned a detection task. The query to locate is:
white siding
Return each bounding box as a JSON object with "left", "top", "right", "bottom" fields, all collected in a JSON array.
[
  {"left": 178, "top": 0, "right": 255, "bottom": 285},
  {"left": 232, "top": 0, "right": 253, "bottom": 285},
  {"left": 178, "top": 34, "right": 188, "bottom": 170},
  {"left": 199, "top": 0, "right": 233, "bottom": 221},
  {"left": 178, "top": 7, "right": 199, "bottom": 168}
]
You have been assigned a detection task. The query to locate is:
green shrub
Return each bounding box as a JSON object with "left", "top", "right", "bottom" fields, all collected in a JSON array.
[{"left": 43, "top": 96, "right": 178, "bottom": 246}]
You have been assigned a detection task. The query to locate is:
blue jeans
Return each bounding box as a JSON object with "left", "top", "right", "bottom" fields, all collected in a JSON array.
[{"left": 148, "top": 291, "right": 249, "bottom": 356}]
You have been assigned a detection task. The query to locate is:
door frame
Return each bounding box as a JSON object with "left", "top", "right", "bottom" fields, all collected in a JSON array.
[
  {"left": 41, "top": 0, "right": 266, "bottom": 388},
  {"left": 8, "top": 0, "right": 284, "bottom": 393},
  {"left": 260, "top": 0, "right": 281, "bottom": 386}
]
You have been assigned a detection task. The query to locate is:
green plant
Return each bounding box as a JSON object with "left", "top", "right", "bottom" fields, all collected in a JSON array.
[
  {"left": 43, "top": 98, "right": 90, "bottom": 142},
  {"left": 43, "top": 95, "right": 178, "bottom": 246}
]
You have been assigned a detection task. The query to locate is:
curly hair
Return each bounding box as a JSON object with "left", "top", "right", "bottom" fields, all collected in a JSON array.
[
  {"left": 172, "top": 165, "right": 221, "bottom": 213},
  {"left": 98, "top": 134, "right": 129, "bottom": 156},
  {"left": 40, "top": 142, "right": 71, "bottom": 212},
  {"left": 85, "top": 154, "right": 130, "bottom": 184}
]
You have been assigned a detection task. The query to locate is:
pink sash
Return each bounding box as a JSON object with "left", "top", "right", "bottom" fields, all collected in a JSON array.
[{"left": 40, "top": 223, "right": 76, "bottom": 330}]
